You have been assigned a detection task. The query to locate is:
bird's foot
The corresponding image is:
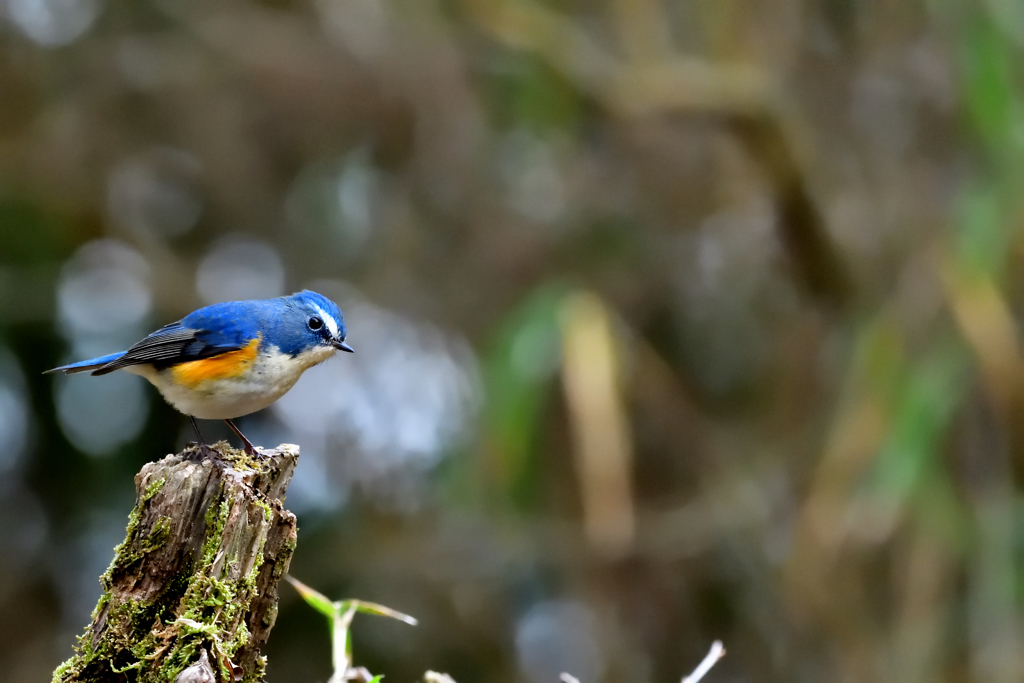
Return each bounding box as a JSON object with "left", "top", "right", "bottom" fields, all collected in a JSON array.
[
  {"left": 224, "top": 419, "right": 267, "bottom": 459},
  {"left": 243, "top": 443, "right": 269, "bottom": 459}
]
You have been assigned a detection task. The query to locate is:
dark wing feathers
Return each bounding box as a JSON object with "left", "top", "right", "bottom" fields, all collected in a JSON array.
[{"left": 91, "top": 322, "right": 245, "bottom": 375}]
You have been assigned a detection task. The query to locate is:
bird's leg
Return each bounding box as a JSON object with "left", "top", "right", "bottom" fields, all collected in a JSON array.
[
  {"left": 224, "top": 419, "right": 260, "bottom": 457},
  {"left": 188, "top": 416, "right": 223, "bottom": 462},
  {"left": 190, "top": 416, "right": 205, "bottom": 443}
]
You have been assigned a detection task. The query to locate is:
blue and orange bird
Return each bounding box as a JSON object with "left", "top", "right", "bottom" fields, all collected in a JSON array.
[{"left": 46, "top": 290, "right": 353, "bottom": 455}]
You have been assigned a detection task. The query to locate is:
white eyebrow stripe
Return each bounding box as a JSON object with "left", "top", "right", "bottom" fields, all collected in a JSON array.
[{"left": 313, "top": 304, "right": 340, "bottom": 338}]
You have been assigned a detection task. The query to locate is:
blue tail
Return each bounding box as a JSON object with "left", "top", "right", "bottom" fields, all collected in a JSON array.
[{"left": 45, "top": 351, "right": 127, "bottom": 375}]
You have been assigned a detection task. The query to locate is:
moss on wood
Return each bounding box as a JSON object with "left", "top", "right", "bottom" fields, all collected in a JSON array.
[{"left": 52, "top": 442, "right": 299, "bottom": 683}]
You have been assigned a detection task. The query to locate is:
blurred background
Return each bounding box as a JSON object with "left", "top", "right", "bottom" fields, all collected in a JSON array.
[{"left": 2, "top": 0, "right": 1024, "bottom": 681}]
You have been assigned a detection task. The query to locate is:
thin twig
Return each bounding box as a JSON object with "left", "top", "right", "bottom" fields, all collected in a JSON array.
[{"left": 681, "top": 641, "right": 726, "bottom": 683}]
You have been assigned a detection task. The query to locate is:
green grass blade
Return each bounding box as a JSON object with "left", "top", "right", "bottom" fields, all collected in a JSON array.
[
  {"left": 348, "top": 600, "right": 418, "bottom": 625},
  {"left": 285, "top": 575, "right": 338, "bottom": 619}
]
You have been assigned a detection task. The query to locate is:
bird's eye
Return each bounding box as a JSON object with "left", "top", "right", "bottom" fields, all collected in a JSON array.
[{"left": 308, "top": 316, "right": 324, "bottom": 331}]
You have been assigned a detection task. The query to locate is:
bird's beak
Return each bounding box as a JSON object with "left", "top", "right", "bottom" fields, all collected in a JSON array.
[{"left": 332, "top": 340, "right": 355, "bottom": 353}]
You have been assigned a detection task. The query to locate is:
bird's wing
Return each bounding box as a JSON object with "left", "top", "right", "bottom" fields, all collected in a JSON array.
[{"left": 91, "top": 321, "right": 253, "bottom": 376}]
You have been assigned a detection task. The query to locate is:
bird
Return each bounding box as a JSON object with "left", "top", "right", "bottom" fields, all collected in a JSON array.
[{"left": 46, "top": 290, "right": 353, "bottom": 456}]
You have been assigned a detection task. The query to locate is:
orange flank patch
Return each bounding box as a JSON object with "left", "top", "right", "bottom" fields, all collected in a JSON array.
[{"left": 169, "top": 336, "right": 260, "bottom": 388}]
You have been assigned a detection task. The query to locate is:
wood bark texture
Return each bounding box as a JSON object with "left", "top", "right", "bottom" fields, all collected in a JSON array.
[{"left": 52, "top": 442, "right": 299, "bottom": 683}]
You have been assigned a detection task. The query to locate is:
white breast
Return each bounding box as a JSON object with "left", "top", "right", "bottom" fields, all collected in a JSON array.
[{"left": 126, "top": 344, "right": 336, "bottom": 420}]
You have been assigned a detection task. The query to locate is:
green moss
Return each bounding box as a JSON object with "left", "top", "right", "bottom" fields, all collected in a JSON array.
[
  {"left": 153, "top": 478, "right": 269, "bottom": 680},
  {"left": 200, "top": 497, "right": 230, "bottom": 568},
  {"left": 275, "top": 536, "right": 296, "bottom": 574},
  {"left": 157, "top": 568, "right": 255, "bottom": 681},
  {"left": 247, "top": 654, "right": 268, "bottom": 683},
  {"left": 229, "top": 621, "right": 251, "bottom": 656},
  {"left": 51, "top": 656, "right": 77, "bottom": 683},
  {"left": 89, "top": 592, "right": 111, "bottom": 623},
  {"left": 191, "top": 441, "right": 275, "bottom": 473},
  {"left": 141, "top": 516, "right": 172, "bottom": 553},
  {"left": 53, "top": 593, "right": 171, "bottom": 682},
  {"left": 142, "top": 477, "right": 165, "bottom": 503},
  {"left": 254, "top": 498, "right": 274, "bottom": 523},
  {"left": 159, "top": 638, "right": 201, "bottom": 680},
  {"left": 55, "top": 449, "right": 293, "bottom": 683},
  {"left": 98, "top": 477, "right": 168, "bottom": 591},
  {"left": 244, "top": 552, "right": 264, "bottom": 588},
  {"left": 100, "top": 517, "right": 139, "bottom": 590},
  {"left": 110, "top": 660, "right": 142, "bottom": 674}
]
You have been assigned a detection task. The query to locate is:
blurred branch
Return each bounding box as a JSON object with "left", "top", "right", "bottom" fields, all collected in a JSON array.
[
  {"left": 728, "top": 112, "right": 853, "bottom": 308},
  {"left": 942, "top": 257, "right": 1023, "bottom": 415},
  {"left": 463, "top": 0, "right": 617, "bottom": 93},
  {"left": 463, "top": 0, "right": 853, "bottom": 308},
  {"left": 559, "top": 291, "right": 635, "bottom": 556},
  {"left": 608, "top": 0, "right": 674, "bottom": 65}
]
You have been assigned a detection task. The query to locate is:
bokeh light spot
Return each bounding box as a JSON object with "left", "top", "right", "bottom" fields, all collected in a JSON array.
[
  {"left": 516, "top": 601, "right": 604, "bottom": 683},
  {"left": 54, "top": 240, "right": 153, "bottom": 456},
  {"left": 6, "top": 0, "right": 100, "bottom": 46},
  {"left": 272, "top": 287, "right": 481, "bottom": 510},
  {"left": 284, "top": 152, "right": 382, "bottom": 262},
  {"left": 0, "top": 346, "right": 30, "bottom": 475},
  {"left": 196, "top": 236, "right": 285, "bottom": 304},
  {"left": 56, "top": 371, "right": 148, "bottom": 457},
  {"left": 57, "top": 240, "right": 152, "bottom": 336},
  {"left": 107, "top": 148, "right": 203, "bottom": 238},
  {"left": 500, "top": 130, "right": 566, "bottom": 224}
]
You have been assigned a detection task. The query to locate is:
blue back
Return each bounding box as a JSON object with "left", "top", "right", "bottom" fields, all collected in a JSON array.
[
  {"left": 47, "top": 290, "right": 349, "bottom": 375},
  {"left": 182, "top": 290, "right": 347, "bottom": 357}
]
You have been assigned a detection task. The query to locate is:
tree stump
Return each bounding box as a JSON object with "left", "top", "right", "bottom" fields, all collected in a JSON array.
[{"left": 52, "top": 442, "right": 300, "bottom": 683}]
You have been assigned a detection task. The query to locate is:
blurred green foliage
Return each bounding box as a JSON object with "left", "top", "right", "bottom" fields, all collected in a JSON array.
[
  {"left": 5, "top": 1, "right": 1024, "bottom": 682},
  {"left": 478, "top": 283, "right": 566, "bottom": 510}
]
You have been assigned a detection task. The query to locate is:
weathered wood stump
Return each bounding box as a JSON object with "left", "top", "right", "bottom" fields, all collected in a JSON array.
[{"left": 52, "top": 442, "right": 300, "bottom": 683}]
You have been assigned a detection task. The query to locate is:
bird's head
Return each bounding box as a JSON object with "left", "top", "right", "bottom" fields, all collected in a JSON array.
[{"left": 277, "top": 290, "right": 353, "bottom": 358}]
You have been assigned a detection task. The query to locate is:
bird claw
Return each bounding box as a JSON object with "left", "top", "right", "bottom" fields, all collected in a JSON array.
[{"left": 245, "top": 445, "right": 269, "bottom": 460}]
